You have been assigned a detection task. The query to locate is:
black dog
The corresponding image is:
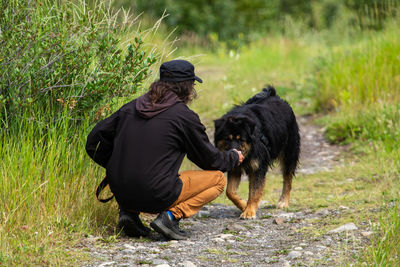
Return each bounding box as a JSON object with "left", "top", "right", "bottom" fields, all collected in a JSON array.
[{"left": 214, "top": 86, "right": 300, "bottom": 219}]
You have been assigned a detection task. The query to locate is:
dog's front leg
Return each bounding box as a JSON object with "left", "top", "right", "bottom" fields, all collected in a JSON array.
[
  {"left": 240, "top": 171, "right": 266, "bottom": 219},
  {"left": 226, "top": 169, "right": 247, "bottom": 211}
]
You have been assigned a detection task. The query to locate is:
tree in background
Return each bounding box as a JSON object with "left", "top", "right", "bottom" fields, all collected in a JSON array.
[{"left": 114, "top": 0, "right": 398, "bottom": 47}]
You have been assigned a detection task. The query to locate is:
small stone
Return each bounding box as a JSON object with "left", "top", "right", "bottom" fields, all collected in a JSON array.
[
  {"left": 153, "top": 259, "right": 168, "bottom": 265},
  {"left": 181, "top": 260, "right": 197, "bottom": 267},
  {"left": 329, "top": 223, "right": 358, "bottom": 233},
  {"left": 136, "top": 245, "right": 147, "bottom": 250},
  {"left": 226, "top": 223, "right": 247, "bottom": 232},
  {"left": 98, "top": 262, "right": 116, "bottom": 267},
  {"left": 213, "top": 238, "right": 225, "bottom": 243},
  {"left": 304, "top": 251, "right": 314, "bottom": 256},
  {"left": 155, "top": 265, "right": 170, "bottom": 267},
  {"left": 123, "top": 244, "right": 135, "bottom": 250},
  {"left": 273, "top": 217, "right": 286, "bottom": 225},
  {"left": 170, "top": 240, "right": 179, "bottom": 244},
  {"left": 361, "top": 231, "right": 373, "bottom": 237},
  {"left": 278, "top": 212, "right": 295, "bottom": 219},
  {"left": 280, "top": 260, "right": 291, "bottom": 267},
  {"left": 120, "top": 249, "right": 134, "bottom": 255},
  {"left": 287, "top": 251, "right": 302, "bottom": 259},
  {"left": 299, "top": 243, "right": 308, "bottom": 246},
  {"left": 317, "top": 209, "right": 330, "bottom": 216},
  {"left": 294, "top": 247, "right": 303, "bottom": 251},
  {"left": 219, "top": 233, "right": 234, "bottom": 239},
  {"left": 339, "top": 206, "right": 350, "bottom": 210}
]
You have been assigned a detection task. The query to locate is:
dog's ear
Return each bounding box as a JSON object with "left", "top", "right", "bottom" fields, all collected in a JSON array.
[
  {"left": 241, "top": 117, "right": 256, "bottom": 137},
  {"left": 214, "top": 117, "right": 227, "bottom": 140}
]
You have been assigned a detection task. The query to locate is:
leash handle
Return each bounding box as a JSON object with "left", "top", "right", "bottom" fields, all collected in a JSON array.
[{"left": 96, "top": 176, "right": 114, "bottom": 203}]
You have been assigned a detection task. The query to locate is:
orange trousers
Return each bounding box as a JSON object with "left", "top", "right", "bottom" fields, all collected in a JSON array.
[{"left": 168, "top": 170, "right": 226, "bottom": 219}]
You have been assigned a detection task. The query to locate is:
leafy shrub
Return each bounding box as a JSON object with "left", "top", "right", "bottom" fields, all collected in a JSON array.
[{"left": 0, "top": 0, "right": 157, "bottom": 126}]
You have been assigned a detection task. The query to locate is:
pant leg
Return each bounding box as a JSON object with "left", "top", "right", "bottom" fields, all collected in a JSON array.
[{"left": 169, "top": 170, "right": 226, "bottom": 219}]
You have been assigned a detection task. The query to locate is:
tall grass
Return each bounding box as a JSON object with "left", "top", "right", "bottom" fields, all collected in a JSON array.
[
  {"left": 314, "top": 19, "right": 400, "bottom": 110},
  {"left": 0, "top": 115, "right": 112, "bottom": 265},
  {"left": 313, "top": 9, "right": 400, "bottom": 266}
]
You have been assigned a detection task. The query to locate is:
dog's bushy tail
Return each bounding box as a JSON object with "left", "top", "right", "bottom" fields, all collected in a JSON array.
[{"left": 245, "top": 85, "right": 276, "bottom": 105}]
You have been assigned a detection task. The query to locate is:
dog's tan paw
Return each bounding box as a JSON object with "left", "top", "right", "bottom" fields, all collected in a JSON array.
[
  {"left": 276, "top": 200, "right": 289, "bottom": 209},
  {"left": 240, "top": 209, "right": 257, "bottom": 219},
  {"left": 237, "top": 200, "right": 247, "bottom": 211}
]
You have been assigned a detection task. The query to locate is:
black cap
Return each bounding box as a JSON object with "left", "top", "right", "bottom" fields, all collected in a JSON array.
[{"left": 160, "top": 59, "right": 203, "bottom": 83}]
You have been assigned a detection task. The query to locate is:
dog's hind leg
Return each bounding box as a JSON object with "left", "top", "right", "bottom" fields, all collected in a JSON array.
[
  {"left": 240, "top": 172, "right": 266, "bottom": 219},
  {"left": 277, "top": 172, "right": 293, "bottom": 209},
  {"left": 277, "top": 151, "right": 297, "bottom": 209},
  {"left": 226, "top": 169, "right": 247, "bottom": 211}
]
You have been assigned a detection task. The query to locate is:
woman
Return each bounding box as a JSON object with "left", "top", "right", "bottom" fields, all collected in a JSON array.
[{"left": 86, "top": 59, "right": 244, "bottom": 240}]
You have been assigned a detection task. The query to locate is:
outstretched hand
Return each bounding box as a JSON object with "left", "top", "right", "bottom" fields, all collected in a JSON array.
[{"left": 232, "top": 149, "right": 244, "bottom": 165}]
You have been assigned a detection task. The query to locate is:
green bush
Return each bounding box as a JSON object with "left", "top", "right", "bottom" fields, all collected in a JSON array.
[{"left": 0, "top": 0, "right": 157, "bottom": 126}]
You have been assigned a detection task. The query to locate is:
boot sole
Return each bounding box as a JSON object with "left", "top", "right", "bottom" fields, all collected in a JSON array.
[
  {"left": 150, "top": 220, "right": 187, "bottom": 240},
  {"left": 119, "top": 218, "right": 150, "bottom": 237}
]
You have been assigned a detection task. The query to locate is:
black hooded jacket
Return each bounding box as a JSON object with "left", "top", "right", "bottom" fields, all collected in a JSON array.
[{"left": 86, "top": 91, "right": 239, "bottom": 213}]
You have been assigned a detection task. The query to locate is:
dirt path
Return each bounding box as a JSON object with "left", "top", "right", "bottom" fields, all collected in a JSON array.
[{"left": 80, "top": 115, "right": 371, "bottom": 267}]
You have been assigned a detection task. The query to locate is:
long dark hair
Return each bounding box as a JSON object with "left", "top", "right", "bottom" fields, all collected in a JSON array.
[{"left": 148, "top": 80, "right": 197, "bottom": 104}]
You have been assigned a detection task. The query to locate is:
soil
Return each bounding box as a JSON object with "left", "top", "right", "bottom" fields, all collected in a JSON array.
[{"left": 80, "top": 116, "right": 371, "bottom": 267}]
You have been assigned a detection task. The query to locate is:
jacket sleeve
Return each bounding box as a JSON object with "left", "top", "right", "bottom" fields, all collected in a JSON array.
[
  {"left": 180, "top": 109, "right": 239, "bottom": 172},
  {"left": 85, "top": 111, "right": 119, "bottom": 168}
]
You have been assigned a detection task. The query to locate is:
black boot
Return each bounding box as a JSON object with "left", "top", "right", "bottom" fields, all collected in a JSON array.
[
  {"left": 150, "top": 211, "right": 188, "bottom": 240},
  {"left": 118, "top": 209, "right": 150, "bottom": 237}
]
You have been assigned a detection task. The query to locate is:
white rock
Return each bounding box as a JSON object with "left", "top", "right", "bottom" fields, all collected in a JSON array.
[
  {"left": 304, "top": 251, "right": 314, "bottom": 256},
  {"left": 278, "top": 212, "right": 295, "bottom": 219},
  {"left": 287, "top": 251, "right": 302, "bottom": 259},
  {"left": 98, "top": 262, "right": 116, "bottom": 267},
  {"left": 279, "top": 260, "right": 291, "bottom": 267},
  {"left": 219, "top": 233, "right": 234, "bottom": 239},
  {"left": 181, "top": 260, "right": 197, "bottom": 267},
  {"left": 153, "top": 259, "right": 168, "bottom": 265},
  {"left": 329, "top": 223, "right": 358, "bottom": 233},
  {"left": 123, "top": 244, "right": 136, "bottom": 250},
  {"left": 339, "top": 206, "right": 350, "bottom": 210},
  {"left": 213, "top": 237, "right": 225, "bottom": 243},
  {"left": 294, "top": 247, "right": 303, "bottom": 251},
  {"left": 155, "top": 264, "right": 170, "bottom": 267},
  {"left": 361, "top": 231, "right": 373, "bottom": 237}
]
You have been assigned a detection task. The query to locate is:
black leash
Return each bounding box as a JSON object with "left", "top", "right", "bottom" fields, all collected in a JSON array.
[{"left": 96, "top": 176, "right": 114, "bottom": 203}]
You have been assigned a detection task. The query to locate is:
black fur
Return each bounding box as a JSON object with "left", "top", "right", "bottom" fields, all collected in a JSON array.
[{"left": 214, "top": 86, "right": 300, "bottom": 217}]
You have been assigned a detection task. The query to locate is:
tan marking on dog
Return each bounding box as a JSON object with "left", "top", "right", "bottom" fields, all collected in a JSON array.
[
  {"left": 239, "top": 142, "right": 251, "bottom": 157},
  {"left": 277, "top": 173, "right": 292, "bottom": 209},
  {"left": 228, "top": 134, "right": 233, "bottom": 140},
  {"left": 217, "top": 140, "right": 228, "bottom": 151},
  {"left": 226, "top": 174, "right": 247, "bottom": 211},
  {"left": 236, "top": 135, "right": 241, "bottom": 140},
  {"left": 277, "top": 154, "right": 293, "bottom": 209},
  {"left": 240, "top": 174, "right": 265, "bottom": 219}
]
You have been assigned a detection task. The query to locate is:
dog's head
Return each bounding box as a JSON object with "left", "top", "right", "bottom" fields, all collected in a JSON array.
[{"left": 214, "top": 115, "right": 255, "bottom": 157}]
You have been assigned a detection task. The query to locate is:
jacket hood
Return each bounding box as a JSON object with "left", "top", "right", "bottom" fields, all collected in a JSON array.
[{"left": 136, "top": 91, "right": 182, "bottom": 119}]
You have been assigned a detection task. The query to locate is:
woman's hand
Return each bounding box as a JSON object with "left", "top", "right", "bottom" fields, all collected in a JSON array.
[{"left": 232, "top": 149, "right": 244, "bottom": 165}]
